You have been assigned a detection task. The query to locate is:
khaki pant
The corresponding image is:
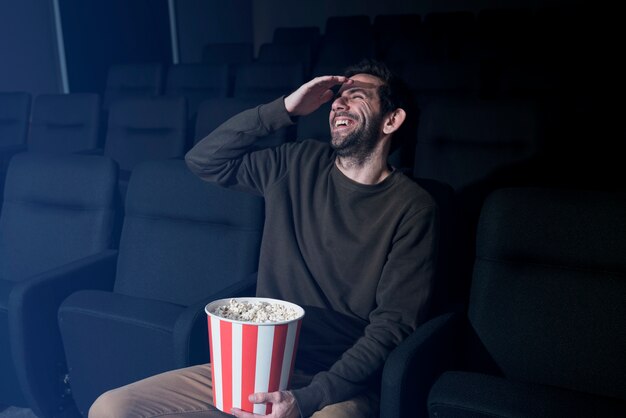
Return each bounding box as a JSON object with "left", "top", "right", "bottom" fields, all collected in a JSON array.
[{"left": 89, "top": 364, "right": 378, "bottom": 418}]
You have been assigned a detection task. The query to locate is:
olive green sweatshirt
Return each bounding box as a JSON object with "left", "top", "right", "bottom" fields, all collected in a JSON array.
[{"left": 185, "top": 97, "right": 439, "bottom": 417}]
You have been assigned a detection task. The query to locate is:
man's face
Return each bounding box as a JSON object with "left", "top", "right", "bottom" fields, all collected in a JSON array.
[{"left": 329, "top": 73, "right": 385, "bottom": 160}]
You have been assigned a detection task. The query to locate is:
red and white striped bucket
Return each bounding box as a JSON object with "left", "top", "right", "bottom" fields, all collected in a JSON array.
[{"left": 205, "top": 297, "right": 304, "bottom": 415}]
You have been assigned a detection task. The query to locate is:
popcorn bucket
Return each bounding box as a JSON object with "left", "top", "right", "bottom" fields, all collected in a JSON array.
[{"left": 205, "top": 297, "right": 304, "bottom": 415}]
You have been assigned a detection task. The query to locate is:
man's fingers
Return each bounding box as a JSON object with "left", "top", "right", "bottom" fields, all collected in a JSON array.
[
  {"left": 248, "top": 391, "right": 278, "bottom": 403},
  {"left": 231, "top": 407, "right": 258, "bottom": 418}
]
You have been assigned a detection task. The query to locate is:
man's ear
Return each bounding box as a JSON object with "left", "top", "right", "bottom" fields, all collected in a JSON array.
[{"left": 382, "top": 108, "right": 407, "bottom": 135}]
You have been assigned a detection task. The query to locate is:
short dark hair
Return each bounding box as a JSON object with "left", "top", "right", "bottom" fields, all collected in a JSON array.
[{"left": 343, "top": 59, "right": 409, "bottom": 116}]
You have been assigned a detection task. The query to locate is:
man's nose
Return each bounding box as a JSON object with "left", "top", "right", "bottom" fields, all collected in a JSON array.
[{"left": 332, "top": 96, "right": 347, "bottom": 112}]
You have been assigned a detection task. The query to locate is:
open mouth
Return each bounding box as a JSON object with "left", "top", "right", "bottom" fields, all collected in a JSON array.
[{"left": 331, "top": 113, "right": 358, "bottom": 131}]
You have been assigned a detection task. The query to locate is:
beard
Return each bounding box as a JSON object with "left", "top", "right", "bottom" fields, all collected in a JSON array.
[{"left": 331, "top": 112, "right": 383, "bottom": 165}]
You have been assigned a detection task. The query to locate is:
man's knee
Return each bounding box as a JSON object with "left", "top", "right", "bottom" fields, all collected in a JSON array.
[{"left": 88, "top": 388, "right": 133, "bottom": 418}]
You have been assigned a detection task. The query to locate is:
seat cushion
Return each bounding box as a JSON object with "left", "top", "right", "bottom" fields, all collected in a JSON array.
[
  {"left": 58, "top": 289, "right": 186, "bottom": 414},
  {"left": 428, "top": 371, "right": 626, "bottom": 418}
]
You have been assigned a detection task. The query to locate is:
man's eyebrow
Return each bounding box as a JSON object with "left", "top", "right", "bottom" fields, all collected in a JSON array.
[{"left": 336, "top": 86, "right": 373, "bottom": 97}]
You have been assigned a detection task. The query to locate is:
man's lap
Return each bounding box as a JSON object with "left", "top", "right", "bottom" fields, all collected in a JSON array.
[{"left": 88, "top": 364, "right": 377, "bottom": 418}]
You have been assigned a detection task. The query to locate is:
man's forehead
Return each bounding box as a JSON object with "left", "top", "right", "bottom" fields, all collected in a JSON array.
[{"left": 338, "top": 73, "right": 383, "bottom": 95}]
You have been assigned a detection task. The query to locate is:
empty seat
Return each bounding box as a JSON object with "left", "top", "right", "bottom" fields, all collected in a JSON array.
[
  {"left": 381, "top": 187, "right": 626, "bottom": 418},
  {"left": 373, "top": 14, "right": 422, "bottom": 57},
  {"left": 195, "top": 97, "right": 292, "bottom": 149},
  {"left": 400, "top": 61, "right": 482, "bottom": 99},
  {"left": 28, "top": 93, "right": 101, "bottom": 154},
  {"left": 312, "top": 40, "right": 375, "bottom": 76},
  {"left": 201, "top": 42, "right": 253, "bottom": 66},
  {"left": 165, "top": 63, "right": 229, "bottom": 116},
  {"left": 233, "top": 62, "right": 304, "bottom": 102},
  {"left": 257, "top": 43, "right": 313, "bottom": 77},
  {"left": 273, "top": 26, "right": 320, "bottom": 46},
  {"left": 324, "top": 15, "right": 372, "bottom": 42},
  {"left": 58, "top": 159, "right": 264, "bottom": 415},
  {"left": 0, "top": 153, "right": 118, "bottom": 416},
  {"left": 104, "top": 96, "right": 186, "bottom": 198},
  {"left": 103, "top": 63, "right": 163, "bottom": 110},
  {"left": 413, "top": 96, "right": 541, "bottom": 191}
]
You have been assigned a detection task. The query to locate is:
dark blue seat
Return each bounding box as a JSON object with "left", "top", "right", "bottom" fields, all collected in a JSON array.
[
  {"left": 103, "top": 63, "right": 163, "bottom": 111},
  {"left": 28, "top": 93, "right": 101, "bottom": 154},
  {"left": 0, "top": 92, "right": 31, "bottom": 198},
  {"left": 58, "top": 159, "right": 264, "bottom": 415},
  {"left": 103, "top": 96, "right": 187, "bottom": 199},
  {"left": 0, "top": 153, "right": 118, "bottom": 416},
  {"left": 381, "top": 187, "right": 626, "bottom": 418}
]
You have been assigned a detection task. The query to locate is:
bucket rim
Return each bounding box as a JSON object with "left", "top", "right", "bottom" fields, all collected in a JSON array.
[{"left": 205, "top": 297, "right": 305, "bottom": 326}]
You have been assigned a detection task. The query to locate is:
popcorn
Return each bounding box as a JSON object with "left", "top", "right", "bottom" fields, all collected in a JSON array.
[{"left": 212, "top": 298, "right": 300, "bottom": 323}]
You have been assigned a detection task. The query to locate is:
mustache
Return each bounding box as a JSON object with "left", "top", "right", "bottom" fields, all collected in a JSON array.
[{"left": 332, "top": 111, "right": 359, "bottom": 121}]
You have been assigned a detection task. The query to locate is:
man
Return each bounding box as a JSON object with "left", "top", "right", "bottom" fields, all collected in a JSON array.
[{"left": 89, "top": 60, "right": 438, "bottom": 418}]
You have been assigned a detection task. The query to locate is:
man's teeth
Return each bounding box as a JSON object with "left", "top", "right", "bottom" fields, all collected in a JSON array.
[{"left": 335, "top": 119, "right": 349, "bottom": 127}]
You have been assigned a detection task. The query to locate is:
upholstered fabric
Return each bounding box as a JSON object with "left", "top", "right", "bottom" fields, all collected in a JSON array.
[
  {"left": 381, "top": 188, "right": 626, "bottom": 418},
  {"left": 0, "top": 153, "right": 118, "bottom": 415},
  {"left": 28, "top": 93, "right": 100, "bottom": 154},
  {"left": 469, "top": 188, "right": 626, "bottom": 402},
  {"left": 428, "top": 371, "right": 626, "bottom": 418},
  {"left": 233, "top": 62, "right": 304, "bottom": 101},
  {"left": 104, "top": 96, "right": 186, "bottom": 173},
  {"left": 58, "top": 159, "right": 264, "bottom": 416},
  {"left": 114, "top": 159, "right": 264, "bottom": 306},
  {"left": 103, "top": 63, "right": 163, "bottom": 110},
  {"left": 0, "top": 92, "right": 31, "bottom": 147},
  {"left": 413, "top": 97, "right": 540, "bottom": 191},
  {"left": 0, "top": 153, "right": 118, "bottom": 281},
  {"left": 165, "top": 63, "right": 229, "bottom": 116}
]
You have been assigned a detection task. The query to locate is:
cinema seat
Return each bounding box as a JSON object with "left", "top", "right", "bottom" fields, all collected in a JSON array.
[
  {"left": 58, "top": 159, "right": 264, "bottom": 415},
  {"left": 381, "top": 187, "right": 626, "bottom": 418},
  {"left": 0, "top": 153, "right": 118, "bottom": 417}
]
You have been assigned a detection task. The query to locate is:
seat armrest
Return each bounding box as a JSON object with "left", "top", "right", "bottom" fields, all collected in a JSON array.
[
  {"left": 380, "top": 311, "right": 465, "bottom": 418},
  {"left": 8, "top": 250, "right": 118, "bottom": 418},
  {"left": 172, "top": 272, "right": 257, "bottom": 368}
]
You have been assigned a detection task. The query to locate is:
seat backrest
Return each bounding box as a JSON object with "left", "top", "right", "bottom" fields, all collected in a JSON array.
[
  {"left": 28, "top": 93, "right": 100, "bottom": 154},
  {"left": 0, "top": 153, "right": 117, "bottom": 281},
  {"left": 469, "top": 187, "right": 626, "bottom": 401},
  {"left": 194, "top": 97, "right": 290, "bottom": 149},
  {"left": 273, "top": 27, "right": 320, "bottom": 46},
  {"left": 257, "top": 43, "right": 312, "bottom": 77},
  {"left": 0, "top": 92, "right": 31, "bottom": 147},
  {"left": 113, "top": 159, "right": 264, "bottom": 306},
  {"left": 413, "top": 96, "right": 541, "bottom": 191},
  {"left": 324, "top": 15, "right": 372, "bottom": 42},
  {"left": 165, "top": 63, "right": 229, "bottom": 116},
  {"left": 104, "top": 97, "right": 187, "bottom": 173},
  {"left": 296, "top": 102, "right": 332, "bottom": 143},
  {"left": 313, "top": 40, "right": 375, "bottom": 72},
  {"left": 103, "top": 63, "right": 163, "bottom": 110},
  {"left": 233, "top": 62, "right": 304, "bottom": 102},
  {"left": 201, "top": 43, "right": 253, "bottom": 66}
]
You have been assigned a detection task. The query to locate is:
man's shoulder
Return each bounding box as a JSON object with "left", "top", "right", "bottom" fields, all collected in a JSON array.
[{"left": 392, "top": 172, "right": 440, "bottom": 214}]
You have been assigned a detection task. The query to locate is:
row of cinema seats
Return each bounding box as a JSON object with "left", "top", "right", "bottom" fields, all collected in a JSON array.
[
  {"left": 0, "top": 86, "right": 552, "bottom": 199},
  {"left": 0, "top": 153, "right": 264, "bottom": 417},
  {"left": 2, "top": 153, "right": 625, "bottom": 417}
]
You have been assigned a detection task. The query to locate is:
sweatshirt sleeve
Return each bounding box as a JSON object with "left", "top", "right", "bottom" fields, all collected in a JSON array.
[
  {"left": 184, "top": 97, "right": 295, "bottom": 195},
  {"left": 291, "top": 204, "right": 440, "bottom": 417}
]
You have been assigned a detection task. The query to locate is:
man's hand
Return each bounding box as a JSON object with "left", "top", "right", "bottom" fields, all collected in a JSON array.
[
  {"left": 284, "top": 75, "right": 353, "bottom": 117},
  {"left": 231, "top": 391, "right": 299, "bottom": 418}
]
